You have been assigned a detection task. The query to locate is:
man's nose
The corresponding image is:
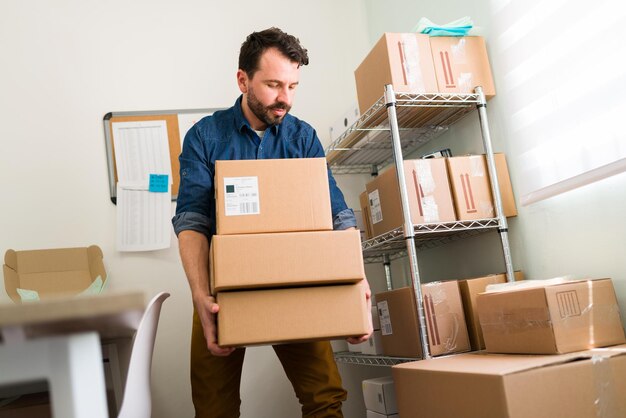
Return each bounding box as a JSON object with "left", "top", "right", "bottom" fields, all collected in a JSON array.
[{"left": 276, "top": 86, "right": 292, "bottom": 105}]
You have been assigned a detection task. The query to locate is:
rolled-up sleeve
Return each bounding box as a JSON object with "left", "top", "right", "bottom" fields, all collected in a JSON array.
[{"left": 172, "top": 124, "right": 216, "bottom": 239}]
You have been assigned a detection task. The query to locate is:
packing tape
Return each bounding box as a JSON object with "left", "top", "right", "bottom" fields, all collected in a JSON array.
[{"left": 591, "top": 353, "right": 619, "bottom": 418}]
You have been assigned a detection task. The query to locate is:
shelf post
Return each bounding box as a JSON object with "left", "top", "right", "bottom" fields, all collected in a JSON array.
[
  {"left": 475, "top": 86, "right": 515, "bottom": 283},
  {"left": 384, "top": 84, "right": 431, "bottom": 360},
  {"left": 383, "top": 254, "right": 393, "bottom": 291}
]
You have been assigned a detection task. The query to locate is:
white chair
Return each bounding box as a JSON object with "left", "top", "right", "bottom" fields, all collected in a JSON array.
[{"left": 117, "top": 291, "right": 170, "bottom": 418}]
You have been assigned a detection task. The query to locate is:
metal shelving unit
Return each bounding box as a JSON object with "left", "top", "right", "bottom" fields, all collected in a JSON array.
[
  {"left": 327, "top": 86, "right": 515, "bottom": 362},
  {"left": 333, "top": 351, "right": 416, "bottom": 367}
]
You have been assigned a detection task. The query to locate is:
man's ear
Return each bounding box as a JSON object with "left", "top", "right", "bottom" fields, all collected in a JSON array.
[{"left": 236, "top": 69, "right": 248, "bottom": 94}]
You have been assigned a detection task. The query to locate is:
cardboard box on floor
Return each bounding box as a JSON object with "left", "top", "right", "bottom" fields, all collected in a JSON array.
[
  {"left": 392, "top": 346, "right": 626, "bottom": 418},
  {"left": 376, "top": 281, "right": 470, "bottom": 358},
  {"left": 458, "top": 270, "right": 524, "bottom": 351},
  {"left": 362, "top": 376, "right": 398, "bottom": 415},
  {"left": 478, "top": 278, "right": 626, "bottom": 354},
  {"left": 366, "top": 158, "right": 456, "bottom": 237},
  {"left": 210, "top": 230, "right": 364, "bottom": 292},
  {"left": 446, "top": 153, "right": 516, "bottom": 221},
  {"left": 217, "top": 282, "right": 370, "bottom": 347},
  {"left": 215, "top": 158, "right": 332, "bottom": 235},
  {"left": 429, "top": 36, "right": 496, "bottom": 98},
  {"left": 354, "top": 33, "right": 438, "bottom": 113},
  {"left": 3, "top": 246, "right": 107, "bottom": 303}
]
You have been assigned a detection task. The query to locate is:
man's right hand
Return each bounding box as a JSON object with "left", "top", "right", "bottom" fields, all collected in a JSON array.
[{"left": 194, "top": 294, "right": 236, "bottom": 356}]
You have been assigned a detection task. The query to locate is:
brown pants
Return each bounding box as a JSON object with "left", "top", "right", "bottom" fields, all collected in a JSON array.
[{"left": 190, "top": 310, "right": 347, "bottom": 418}]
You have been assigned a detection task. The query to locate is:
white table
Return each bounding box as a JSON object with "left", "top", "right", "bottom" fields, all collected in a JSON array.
[{"left": 0, "top": 292, "right": 145, "bottom": 418}]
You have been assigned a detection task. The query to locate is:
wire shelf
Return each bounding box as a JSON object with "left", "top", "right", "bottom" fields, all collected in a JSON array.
[
  {"left": 361, "top": 219, "right": 500, "bottom": 262},
  {"left": 325, "top": 93, "right": 480, "bottom": 173},
  {"left": 333, "top": 351, "right": 418, "bottom": 367}
]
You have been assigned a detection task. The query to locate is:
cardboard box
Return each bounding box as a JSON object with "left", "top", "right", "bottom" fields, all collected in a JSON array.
[
  {"left": 361, "top": 330, "right": 384, "bottom": 355},
  {"left": 355, "top": 33, "right": 438, "bottom": 113},
  {"left": 478, "top": 278, "right": 626, "bottom": 354},
  {"left": 215, "top": 158, "right": 332, "bottom": 235},
  {"left": 459, "top": 271, "right": 524, "bottom": 350},
  {"left": 376, "top": 281, "right": 470, "bottom": 358},
  {"left": 348, "top": 341, "right": 363, "bottom": 353},
  {"left": 392, "top": 346, "right": 626, "bottom": 418},
  {"left": 3, "top": 246, "right": 107, "bottom": 303},
  {"left": 330, "top": 339, "right": 349, "bottom": 353},
  {"left": 359, "top": 191, "right": 374, "bottom": 239},
  {"left": 446, "top": 153, "right": 516, "bottom": 220},
  {"left": 217, "top": 282, "right": 369, "bottom": 347},
  {"left": 366, "top": 158, "right": 456, "bottom": 237},
  {"left": 210, "top": 230, "right": 364, "bottom": 292},
  {"left": 366, "top": 412, "right": 399, "bottom": 418},
  {"left": 362, "top": 376, "right": 398, "bottom": 415},
  {"left": 372, "top": 305, "right": 380, "bottom": 330},
  {"left": 429, "top": 36, "right": 496, "bottom": 98}
]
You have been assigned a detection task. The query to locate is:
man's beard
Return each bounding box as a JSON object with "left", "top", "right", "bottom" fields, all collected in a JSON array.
[{"left": 247, "top": 87, "right": 291, "bottom": 127}]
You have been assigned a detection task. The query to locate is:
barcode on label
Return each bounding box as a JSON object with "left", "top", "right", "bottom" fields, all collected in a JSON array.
[
  {"left": 372, "top": 211, "right": 383, "bottom": 223},
  {"left": 239, "top": 202, "right": 258, "bottom": 214},
  {"left": 382, "top": 323, "right": 392, "bottom": 335}
]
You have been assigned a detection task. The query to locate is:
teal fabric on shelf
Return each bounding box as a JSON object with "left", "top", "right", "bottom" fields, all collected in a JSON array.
[{"left": 414, "top": 17, "right": 473, "bottom": 37}]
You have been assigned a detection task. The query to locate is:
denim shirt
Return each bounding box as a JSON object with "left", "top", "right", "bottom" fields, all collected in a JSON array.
[{"left": 172, "top": 96, "right": 356, "bottom": 240}]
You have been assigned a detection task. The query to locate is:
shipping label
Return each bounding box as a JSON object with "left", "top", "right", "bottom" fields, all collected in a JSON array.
[
  {"left": 369, "top": 189, "right": 383, "bottom": 224},
  {"left": 223, "top": 177, "right": 260, "bottom": 216},
  {"left": 377, "top": 300, "right": 393, "bottom": 336}
]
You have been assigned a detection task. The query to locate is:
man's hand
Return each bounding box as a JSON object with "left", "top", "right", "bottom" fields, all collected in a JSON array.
[
  {"left": 346, "top": 277, "right": 373, "bottom": 345},
  {"left": 194, "top": 294, "right": 235, "bottom": 356}
]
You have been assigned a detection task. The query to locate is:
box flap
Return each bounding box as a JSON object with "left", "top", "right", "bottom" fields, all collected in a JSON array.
[
  {"left": 4, "top": 249, "right": 17, "bottom": 270},
  {"left": 3, "top": 263, "right": 20, "bottom": 302},
  {"left": 87, "top": 245, "right": 106, "bottom": 281}
]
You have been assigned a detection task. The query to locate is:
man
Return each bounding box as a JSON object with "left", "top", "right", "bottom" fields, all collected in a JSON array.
[{"left": 172, "top": 27, "right": 371, "bottom": 417}]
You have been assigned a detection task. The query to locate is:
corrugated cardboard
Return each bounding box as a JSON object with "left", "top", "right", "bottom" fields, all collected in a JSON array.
[
  {"left": 366, "top": 158, "right": 456, "bottom": 237},
  {"left": 355, "top": 33, "right": 438, "bottom": 113},
  {"left": 446, "top": 153, "right": 516, "bottom": 220},
  {"left": 217, "top": 282, "right": 370, "bottom": 347},
  {"left": 359, "top": 191, "right": 374, "bottom": 240},
  {"left": 362, "top": 376, "right": 398, "bottom": 415},
  {"left": 210, "top": 230, "right": 364, "bottom": 292},
  {"left": 459, "top": 271, "right": 524, "bottom": 350},
  {"left": 215, "top": 158, "right": 332, "bottom": 235},
  {"left": 478, "top": 278, "right": 626, "bottom": 354},
  {"left": 392, "top": 346, "right": 626, "bottom": 418},
  {"left": 376, "top": 281, "right": 470, "bottom": 358},
  {"left": 429, "top": 36, "right": 496, "bottom": 98},
  {"left": 3, "top": 246, "right": 106, "bottom": 303}
]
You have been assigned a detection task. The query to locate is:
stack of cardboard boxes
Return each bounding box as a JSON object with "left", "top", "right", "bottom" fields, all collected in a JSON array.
[
  {"left": 391, "top": 277, "right": 626, "bottom": 417},
  {"left": 359, "top": 153, "right": 516, "bottom": 241},
  {"left": 210, "top": 157, "right": 370, "bottom": 346},
  {"left": 354, "top": 33, "right": 496, "bottom": 114}
]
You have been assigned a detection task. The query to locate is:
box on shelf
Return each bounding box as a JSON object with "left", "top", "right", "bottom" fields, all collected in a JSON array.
[
  {"left": 355, "top": 33, "right": 438, "bottom": 113},
  {"left": 3, "top": 245, "right": 107, "bottom": 303},
  {"left": 392, "top": 346, "right": 626, "bottom": 418},
  {"left": 478, "top": 278, "right": 626, "bottom": 354},
  {"left": 217, "top": 282, "right": 369, "bottom": 347},
  {"left": 215, "top": 158, "right": 332, "bottom": 235},
  {"left": 210, "top": 230, "right": 364, "bottom": 292},
  {"left": 330, "top": 339, "right": 349, "bottom": 353},
  {"left": 458, "top": 271, "right": 524, "bottom": 350},
  {"left": 348, "top": 340, "right": 363, "bottom": 353},
  {"left": 429, "top": 36, "right": 496, "bottom": 98},
  {"left": 362, "top": 376, "right": 398, "bottom": 415},
  {"left": 376, "top": 281, "right": 470, "bottom": 358},
  {"left": 359, "top": 191, "right": 374, "bottom": 239},
  {"left": 372, "top": 305, "right": 380, "bottom": 330},
  {"left": 446, "top": 153, "right": 516, "bottom": 220},
  {"left": 365, "top": 158, "right": 456, "bottom": 237},
  {"left": 361, "top": 330, "right": 384, "bottom": 355},
  {"left": 329, "top": 102, "right": 360, "bottom": 143}
]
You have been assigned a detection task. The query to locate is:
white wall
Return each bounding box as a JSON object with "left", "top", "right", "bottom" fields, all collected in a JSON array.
[
  {"left": 360, "top": 0, "right": 626, "bottom": 319},
  {"left": 0, "top": 1, "right": 371, "bottom": 417}
]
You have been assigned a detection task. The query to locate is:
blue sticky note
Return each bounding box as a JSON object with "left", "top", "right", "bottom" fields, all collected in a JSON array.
[{"left": 149, "top": 174, "right": 169, "bottom": 192}]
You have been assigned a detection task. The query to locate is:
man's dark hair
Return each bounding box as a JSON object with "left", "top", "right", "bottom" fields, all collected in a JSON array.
[{"left": 238, "top": 27, "right": 309, "bottom": 78}]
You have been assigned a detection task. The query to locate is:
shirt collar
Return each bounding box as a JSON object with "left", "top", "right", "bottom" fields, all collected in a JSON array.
[{"left": 233, "top": 95, "right": 280, "bottom": 136}]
